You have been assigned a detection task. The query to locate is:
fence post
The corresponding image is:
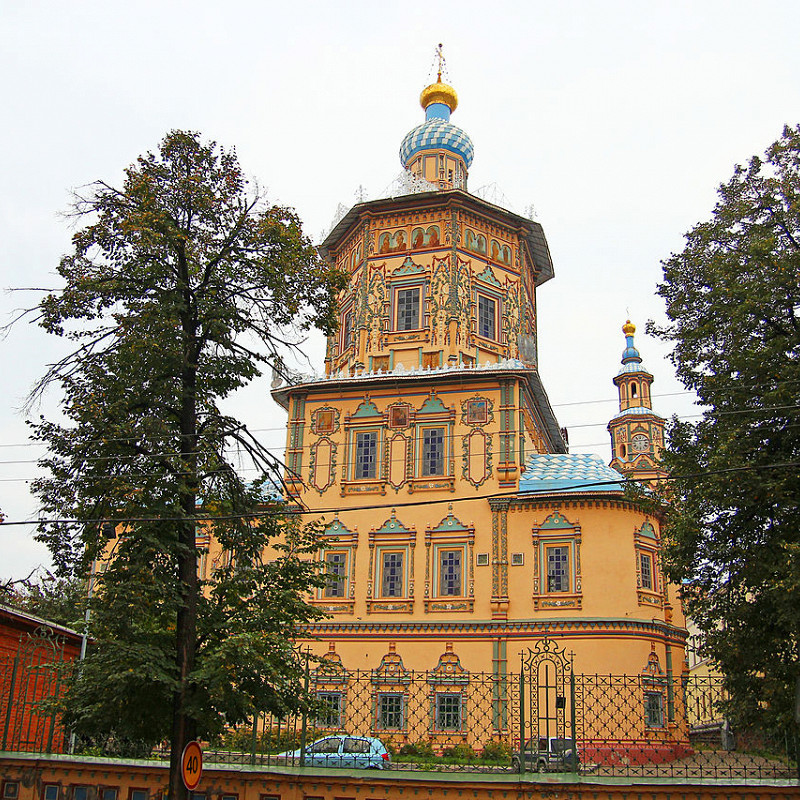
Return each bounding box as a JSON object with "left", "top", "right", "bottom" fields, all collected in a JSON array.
[
  {"left": 665, "top": 644, "right": 675, "bottom": 723},
  {"left": 2, "top": 651, "right": 21, "bottom": 750},
  {"left": 570, "top": 668, "right": 577, "bottom": 774},
  {"left": 299, "top": 649, "right": 310, "bottom": 767},
  {"left": 518, "top": 661, "right": 525, "bottom": 773}
]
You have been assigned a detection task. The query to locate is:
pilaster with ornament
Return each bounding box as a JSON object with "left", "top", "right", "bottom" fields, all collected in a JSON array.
[
  {"left": 497, "top": 379, "right": 518, "bottom": 485},
  {"left": 489, "top": 498, "right": 510, "bottom": 618}
]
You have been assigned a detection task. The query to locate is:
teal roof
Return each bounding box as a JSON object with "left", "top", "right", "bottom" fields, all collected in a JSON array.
[{"left": 519, "top": 453, "right": 625, "bottom": 494}]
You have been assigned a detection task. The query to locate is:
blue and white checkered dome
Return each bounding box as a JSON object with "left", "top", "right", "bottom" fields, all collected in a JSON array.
[
  {"left": 399, "top": 117, "right": 475, "bottom": 169},
  {"left": 400, "top": 77, "right": 474, "bottom": 169}
]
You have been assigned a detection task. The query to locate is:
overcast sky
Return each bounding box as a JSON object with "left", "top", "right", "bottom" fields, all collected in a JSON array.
[{"left": 2, "top": 0, "right": 799, "bottom": 581}]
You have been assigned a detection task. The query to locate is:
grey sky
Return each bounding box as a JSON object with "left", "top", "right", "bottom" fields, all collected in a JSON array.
[{"left": 2, "top": 0, "right": 799, "bottom": 579}]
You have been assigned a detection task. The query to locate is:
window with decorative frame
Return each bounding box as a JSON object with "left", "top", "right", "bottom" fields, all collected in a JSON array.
[
  {"left": 410, "top": 394, "right": 455, "bottom": 490},
  {"left": 477, "top": 294, "right": 497, "bottom": 340},
  {"left": 315, "top": 519, "right": 357, "bottom": 613},
  {"left": 634, "top": 521, "right": 662, "bottom": 608},
  {"left": 341, "top": 400, "right": 385, "bottom": 496},
  {"left": 323, "top": 551, "right": 348, "bottom": 598},
  {"left": 394, "top": 285, "right": 422, "bottom": 331},
  {"left": 641, "top": 649, "right": 668, "bottom": 728},
  {"left": 434, "top": 692, "right": 464, "bottom": 732},
  {"left": 531, "top": 511, "right": 582, "bottom": 610},
  {"left": 316, "top": 690, "right": 344, "bottom": 728},
  {"left": 353, "top": 429, "right": 379, "bottom": 480},
  {"left": 366, "top": 512, "right": 416, "bottom": 612},
  {"left": 421, "top": 426, "right": 446, "bottom": 476},
  {"left": 424, "top": 512, "right": 475, "bottom": 612},
  {"left": 375, "top": 692, "right": 405, "bottom": 731},
  {"left": 340, "top": 305, "right": 354, "bottom": 352}
]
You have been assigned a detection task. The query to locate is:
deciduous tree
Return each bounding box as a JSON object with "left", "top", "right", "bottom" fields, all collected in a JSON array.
[
  {"left": 5, "top": 570, "right": 87, "bottom": 630},
  {"left": 651, "top": 124, "right": 800, "bottom": 729},
  {"left": 28, "top": 131, "right": 343, "bottom": 797}
]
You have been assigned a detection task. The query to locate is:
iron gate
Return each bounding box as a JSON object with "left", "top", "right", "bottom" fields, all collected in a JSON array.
[{"left": 517, "top": 636, "right": 580, "bottom": 773}]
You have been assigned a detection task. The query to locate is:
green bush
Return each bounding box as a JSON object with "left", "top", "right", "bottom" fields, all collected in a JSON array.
[
  {"left": 442, "top": 743, "right": 475, "bottom": 760},
  {"left": 398, "top": 740, "right": 435, "bottom": 758},
  {"left": 218, "top": 725, "right": 304, "bottom": 754},
  {"left": 481, "top": 740, "right": 512, "bottom": 763}
]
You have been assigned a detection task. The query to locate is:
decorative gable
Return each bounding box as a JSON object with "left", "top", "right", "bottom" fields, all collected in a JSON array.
[
  {"left": 430, "top": 509, "right": 470, "bottom": 533},
  {"left": 428, "top": 642, "right": 469, "bottom": 685},
  {"left": 374, "top": 509, "right": 413, "bottom": 535},
  {"left": 418, "top": 393, "right": 449, "bottom": 414},
  {"left": 352, "top": 398, "right": 381, "bottom": 418},
  {"left": 372, "top": 642, "right": 410, "bottom": 685},
  {"left": 540, "top": 510, "right": 575, "bottom": 529}
]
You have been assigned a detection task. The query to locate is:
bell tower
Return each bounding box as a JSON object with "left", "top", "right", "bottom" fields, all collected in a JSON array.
[{"left": 608, "top": 320, "right": 667, "bottom": 486}]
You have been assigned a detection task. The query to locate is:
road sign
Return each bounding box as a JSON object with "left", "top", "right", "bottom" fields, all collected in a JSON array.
[{"left": 181, "top": 740, "right": 203, "bottom": 791}]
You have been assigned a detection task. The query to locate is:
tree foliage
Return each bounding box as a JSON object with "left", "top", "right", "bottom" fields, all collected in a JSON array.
[
  {"left": 5, "top": 570, "right": 88, "bottom": 630},
  {"left": 651, "top": 124, "right": 800, "bottom": 728},
  {"left": 28, "top": 131, "right": 343, "bottom": 788}
]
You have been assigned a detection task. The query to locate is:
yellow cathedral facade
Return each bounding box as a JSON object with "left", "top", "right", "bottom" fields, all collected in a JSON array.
[{"left": 269, "top": 65, "right": 686, "bottom": 698}]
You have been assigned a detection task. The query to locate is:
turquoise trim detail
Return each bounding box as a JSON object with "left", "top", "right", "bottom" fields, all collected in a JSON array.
[
  {"left": 324, "top": 517, "right": 353, "bottom": 536},
  {"left": 540, "top": 511, "right": 574, "bottom": 530},
  {"left": 638, "top": 521, "right": 657, "bottom": 539},
  {"left": 418, "top": 395, "right": 448, "bottom": 414},
  {"left": 476, "top": 265, "right": 502, "bottom": 287},
  {"left": 392, "top": 256, "right": 426, "bottom": 276},
  {"left": 375, "top": 509, "right": 413, "bottom": 535},
  {"left": 431, "top": 510, "right": 469, "bottom": 533},
  {"left": 352, "top": 399, "right": 381, "bottom": 418}
]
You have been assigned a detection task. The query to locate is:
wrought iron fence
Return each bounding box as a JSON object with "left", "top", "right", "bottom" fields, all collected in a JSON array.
[
  {"left": 199, "top": 666, "right": 798, "bottom": 780},
  {"left": 2, "top": 637, "right": 798, "bottom": 781},
  {"left": 0, "top": 626, "right": 71, "bottom": 754}
]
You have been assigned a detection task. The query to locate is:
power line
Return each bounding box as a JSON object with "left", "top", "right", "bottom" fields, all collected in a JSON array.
[
  {"left": 1, "top": 401, "right": 798, "bottom": 468},
  {"left": 2, "top": 459, "right": 799, "bottom": 528}
]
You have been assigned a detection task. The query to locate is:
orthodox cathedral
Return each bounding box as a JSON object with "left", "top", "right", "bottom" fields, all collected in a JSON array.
[{"left": 271, "top": 59, "right": 684, "bottom": 701}]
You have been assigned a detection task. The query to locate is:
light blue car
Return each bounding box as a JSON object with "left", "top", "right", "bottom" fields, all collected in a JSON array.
[{"left": 279, "top": 735, "right": 391, "bottom": 769}]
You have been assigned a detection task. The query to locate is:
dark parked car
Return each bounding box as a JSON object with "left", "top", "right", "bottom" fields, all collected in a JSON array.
[
  {"left": 512, "top": 736, "right": 579, "bottom": 772},
  {"left": 278, "top": 735, "right": 391, "bottom": 769}
]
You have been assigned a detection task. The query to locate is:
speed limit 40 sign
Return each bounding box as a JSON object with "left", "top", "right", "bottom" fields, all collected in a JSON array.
[{"left": 181, "top": 740, "right": 203, "bottom": 791}]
